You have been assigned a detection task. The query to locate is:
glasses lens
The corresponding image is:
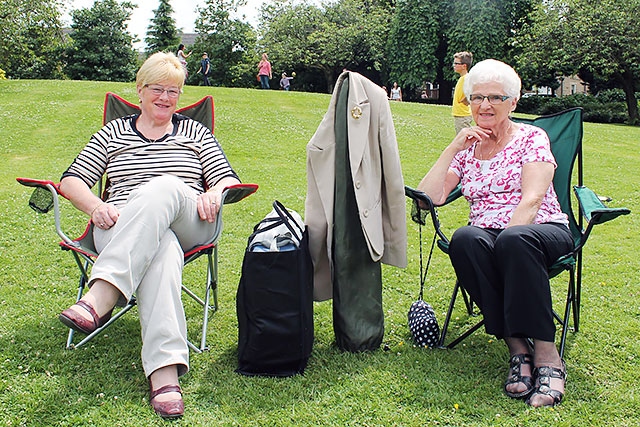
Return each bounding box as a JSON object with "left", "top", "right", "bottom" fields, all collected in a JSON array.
[
  {"left": 146, "top": 85, "right": 180, "bottom": 98},
  {"left": 489, "top": 95, "right": 509, "bottom": 104},
  {"left": 469, "top": 95, "right": 509, "bottom": 105},
  {"left": 453, "top": 62, "right": 463, "bottom": 65}
]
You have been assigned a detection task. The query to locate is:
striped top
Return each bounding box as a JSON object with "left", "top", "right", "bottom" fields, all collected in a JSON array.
[{"left": 62, "top": 114, "right": 239, "bottom": 208}]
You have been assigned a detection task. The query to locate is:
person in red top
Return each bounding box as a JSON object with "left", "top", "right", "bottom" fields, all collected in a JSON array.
[{"left": 257, "top": 52, "right": 272, "bottom": 89}]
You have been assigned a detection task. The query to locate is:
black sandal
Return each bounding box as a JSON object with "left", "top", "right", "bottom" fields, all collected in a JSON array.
[
  {"left": 504, "top": 353, "right": 534, "bottom": 399},
  {"left": 526, "top": 361, "right": 567, "bottom": 407}
]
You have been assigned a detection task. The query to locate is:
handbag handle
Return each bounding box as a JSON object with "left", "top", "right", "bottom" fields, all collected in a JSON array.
[
  {"left": 272, "top": 200, "right": 304, "bottom": 240},
  {"left": 246, "top": 200, "right": 304, "bottom": 248}
]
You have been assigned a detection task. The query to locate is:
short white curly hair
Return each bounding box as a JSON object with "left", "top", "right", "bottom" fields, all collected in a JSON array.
[{"left": 463, "top": 59, "right": 521, "bottom": 101}]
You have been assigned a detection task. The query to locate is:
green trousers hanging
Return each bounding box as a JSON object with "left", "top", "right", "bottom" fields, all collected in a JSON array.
[{"left": 332, "top": 76, "right": 384, "bottom": 352}]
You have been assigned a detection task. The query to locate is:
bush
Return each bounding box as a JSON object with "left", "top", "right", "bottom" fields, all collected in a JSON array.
[
  {"left": 516, "top": 93, "right": 628, "bottom": 124},
  {"left": 0, "top": 68, "right": 5, "bottom": 79}
]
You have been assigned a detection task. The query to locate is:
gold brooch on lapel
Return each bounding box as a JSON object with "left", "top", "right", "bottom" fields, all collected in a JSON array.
[{"left": 350, "top": 106, "right": 362, "bottom": 119}]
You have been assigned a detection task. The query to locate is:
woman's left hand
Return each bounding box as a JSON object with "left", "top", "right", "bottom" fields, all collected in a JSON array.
[{"left": 197, "top": 190, "right": 221, "bottom": 223}]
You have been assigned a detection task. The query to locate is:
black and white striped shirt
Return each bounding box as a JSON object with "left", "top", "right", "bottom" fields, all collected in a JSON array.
[{"left": 62, "top": 114, "right": 239, "bottom": 207}]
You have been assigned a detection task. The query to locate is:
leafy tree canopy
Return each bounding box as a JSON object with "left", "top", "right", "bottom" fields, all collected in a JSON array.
[
  {"left": 260, "top": 0, "right": 391, "bottom": 93},
  {"left": 515, "top": 0, "right": 640, "bottom": 124},
  {"left": 65, "top": 0, "right": 138, "bottom": 82},
  {"left": 386, "top": 0, "right": 440, "bottom": 97},
  {"left": 0, "top": 0, "right": 67, "bottom": 79},
  {"left": 190, "top": 0, "right": 256, "bottom": 87}
]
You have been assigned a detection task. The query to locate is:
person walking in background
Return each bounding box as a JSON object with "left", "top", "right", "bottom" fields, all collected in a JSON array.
[
  {"left": 196, "top": 53, "right": 211, "bottom": 86},
  {"left": 257, "top": 53, "right": 272, "bottom": 89},
  {"left": 390, "top": 82, "right": 402, "bottom": 101},
  {"left": 176, "top": 44, "right": 192, "bottom": 83},
  {"left": 452, "top": 51, "right": 473, "bottom": 134},
  {"left": 280, "top": 72, "right": 295, "bottom": 91}
]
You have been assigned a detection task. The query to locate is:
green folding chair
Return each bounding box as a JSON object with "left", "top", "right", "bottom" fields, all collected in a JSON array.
[
  {"left": 405, "top": 107, "right": 630, "bottom": 357},
  {"left": 18, "top": 92, "right": 258, "bottom": 352}
]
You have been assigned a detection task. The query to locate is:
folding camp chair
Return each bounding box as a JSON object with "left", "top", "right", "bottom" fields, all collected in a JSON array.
[
  {"left": 405, "top": 107, "right": 630, "bottom": 357},
  {"left": 17, "top": 92, "right": 258, "bottom": 352}
]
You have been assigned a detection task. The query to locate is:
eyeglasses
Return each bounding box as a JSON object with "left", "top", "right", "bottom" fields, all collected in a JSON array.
[
  {"left": 468, "top": 94, "right": 511, "bottom": 105},
  {"left": 453, "top": 62, "right": 464, "bottom": 65},
  {"left": 144, "top": 84, "right": 181, "bottom": 98}
]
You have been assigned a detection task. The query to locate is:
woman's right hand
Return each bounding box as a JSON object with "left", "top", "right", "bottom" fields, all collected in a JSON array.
[
  {"left": 91, "top": 202, "right": 120, "bottom": 230},
  {"left": 451, "top": 126, "right": 492, "bottom": 152}
]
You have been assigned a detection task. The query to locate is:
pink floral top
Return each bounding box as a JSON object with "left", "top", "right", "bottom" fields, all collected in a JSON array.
[{"left": 450, "top": 123, "right": 568, "bottom": 229}]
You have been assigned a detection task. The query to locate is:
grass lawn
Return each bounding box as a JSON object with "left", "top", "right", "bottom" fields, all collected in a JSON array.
[{"left": 0, "top": 79, "right": 638, "bottom": 426}]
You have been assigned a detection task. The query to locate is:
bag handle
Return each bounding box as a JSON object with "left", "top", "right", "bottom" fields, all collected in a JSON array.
[
  {"left": 272, "top": 200, "right": 304, "bottom": 240},
  {"left": 246, "top": 200, "right": 305, "bottom": 248}
]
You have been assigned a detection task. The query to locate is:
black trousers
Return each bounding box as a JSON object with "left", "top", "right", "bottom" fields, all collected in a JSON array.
[{"left": 448, "top": 223, "right": 573, "bottom": 342}]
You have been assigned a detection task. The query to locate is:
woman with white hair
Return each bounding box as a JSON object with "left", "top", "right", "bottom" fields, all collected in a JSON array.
[{"left": 417, "top": 59, "right": 572, "bottom": 407}]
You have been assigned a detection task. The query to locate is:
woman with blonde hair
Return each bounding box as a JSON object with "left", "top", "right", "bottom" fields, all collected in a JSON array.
[
  {"left": 58, "top": 52, "right": 241, "bottom": 418},
  {"left": 257, "top": 52, "right": 272, "bottom": 89}
]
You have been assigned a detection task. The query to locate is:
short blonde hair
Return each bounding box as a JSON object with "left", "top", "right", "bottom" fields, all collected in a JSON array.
[
  {"left": 136, "top": 52, "right": 185, "bottom": 90},
  {"left": 463, "top": 59, "right": 521, "bottom": 101}
]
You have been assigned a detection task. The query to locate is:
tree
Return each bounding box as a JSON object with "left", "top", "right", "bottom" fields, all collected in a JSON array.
[
  {"left": 0, "top": 0, "right": 67, "bottom": 79},
  {"left": 65, "top": 0, "right": 138, "bottom": 82},
  {"left": 375, "top": 0, "right": 534, "bottom": 101},
  {"left": 516, "top": 0, "right": 640, "bottom": 124},
  {"left": 260, "top": 0, "right": 391, "bottom": 93},
  {"left": 386, "top": 0, "right": 440, "bottom": 100},
  {"left": 145, "top": 0, "right": 180, "bottom": 56},
  {"left": 190, "top": 0, "right": 256, "bottom": 87}
]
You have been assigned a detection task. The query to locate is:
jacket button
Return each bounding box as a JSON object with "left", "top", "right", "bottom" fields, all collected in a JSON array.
[
  {"left": 355, "top": 181, "right": 361, "bottom": 189},
  {"left": 363, "top": 209, "right": 369, "bottom": 217}
]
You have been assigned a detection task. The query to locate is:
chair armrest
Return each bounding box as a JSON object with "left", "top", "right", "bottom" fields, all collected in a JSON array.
[
  {"left": 574, "top": 185, "right": 630, "bottom": 225},
  {"left": 16, "top": 177, "right": 76, "bottom": 245},
  {"left": 405, "top": 186, "right": 452, "bottom": 248},
  {"left": 222, "top": 183, "right": 259, "bottom": 204}
]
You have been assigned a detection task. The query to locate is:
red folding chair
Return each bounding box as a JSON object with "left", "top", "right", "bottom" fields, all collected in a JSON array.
[{"left": 17, "top": 93, "right": 258, "bottom": 352}]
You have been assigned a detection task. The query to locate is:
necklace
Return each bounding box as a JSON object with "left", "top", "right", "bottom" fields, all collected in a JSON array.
[{"left": 480, "top": 122, "right": 513, "bottom": 161}]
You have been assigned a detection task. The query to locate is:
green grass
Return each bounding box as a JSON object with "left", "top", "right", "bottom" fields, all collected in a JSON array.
[{"left": 0, "top": 80, "right": 638, "bottom": 426}]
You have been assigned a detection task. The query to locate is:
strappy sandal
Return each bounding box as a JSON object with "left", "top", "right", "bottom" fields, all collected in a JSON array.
[
  {"left": 526, "top": 361, "right": 567, "bottom": 407},
  {"left": 504, "top": 353, "right": 534, "bottom": 399}
]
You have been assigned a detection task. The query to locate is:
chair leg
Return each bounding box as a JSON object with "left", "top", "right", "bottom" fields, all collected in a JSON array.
[
  {"left": 198, "top": 247, "right": 218, "bottom": 352},
  {"left": 440, "top": 280, "right": 484, "bottom": 349},
  {"left": 438, "top": 281, "right": 459, "bottom": 347},
  {"left": 460, "top": 286, "right": 475, "bottom": 316},
  {"left": 574, "top": 255, "right": 582, "bottom": 333},
  {"left": 558, "top": 266, "right": 578, "bottom": 359},
  {"left": 182, "top": 247, "right": 217, "bottom": 352}
]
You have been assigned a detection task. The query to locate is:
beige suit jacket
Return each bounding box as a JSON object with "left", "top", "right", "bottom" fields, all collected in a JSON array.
[{"left": 305, "top": 71, "right": 407, "bottom": 301}]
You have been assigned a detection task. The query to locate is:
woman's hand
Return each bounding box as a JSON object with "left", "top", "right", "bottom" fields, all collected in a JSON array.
[
  {"left": 452, "top": 126, "right": 492, "bottom": 152},
  {"left": 197, "top": 190, "right": 221, "bottom": 223},
  {"left": 91, "top": 202, "right": 119, "bottom": 230}
]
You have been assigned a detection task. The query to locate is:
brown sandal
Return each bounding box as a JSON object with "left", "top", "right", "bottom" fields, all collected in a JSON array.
[
  {"left": 59, "top": 300, "right": 112, "bottom": 335},
  {"left": 150, "top": 383, "right": 184, "bottom": 419},
  {"left": 504, "top": 353, "right": 534, "bottom": 399},
  {"left": 526, "top": 360, "right": 567, "bottom": 407}
]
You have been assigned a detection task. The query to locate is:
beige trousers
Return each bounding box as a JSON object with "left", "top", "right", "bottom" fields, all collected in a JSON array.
[{"left": 92, "top": 175, "right": 218, "bottom": 378}]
